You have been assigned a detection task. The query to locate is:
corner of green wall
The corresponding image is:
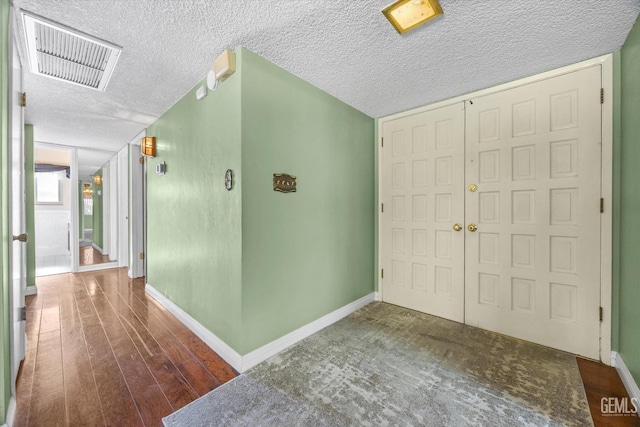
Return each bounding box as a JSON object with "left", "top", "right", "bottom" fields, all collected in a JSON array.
[
  {"left": 145, "top": 51, "right": 244, "bottom": 352},
  {"left": 239, "top": 47, "right": 375, "bottom": 354},
  {"left": 618, "top": 12, "right": 640, "bottom": 386}
]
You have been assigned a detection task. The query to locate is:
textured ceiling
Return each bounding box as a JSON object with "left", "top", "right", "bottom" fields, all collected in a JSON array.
[{"left": 12, "top": 0, "right": 640, "bottom": 158}]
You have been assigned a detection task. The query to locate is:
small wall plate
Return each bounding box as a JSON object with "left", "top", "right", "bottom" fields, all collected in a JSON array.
[
  {"left": 225, "top": 169, "right": 232, "bottom": 190},
  {"left": 273, "top": 173, "right": 296, "bottom": 193}
]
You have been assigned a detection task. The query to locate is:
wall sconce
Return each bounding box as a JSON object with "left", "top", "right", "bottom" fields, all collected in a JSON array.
[
  {"left": 141, "top": 136, "right": 156, "bottom": 157},
  {"left": 382, "top": 0, "right": 443, "bottom": 34},
  {"left": 93, "top": 175, "right": 102, "bottom": 185}
]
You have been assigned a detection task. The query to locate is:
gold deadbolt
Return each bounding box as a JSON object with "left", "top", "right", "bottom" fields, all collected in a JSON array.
[
  {"left": 453, "top": 223, "right": 463, "bottom": 232},
  {"left": 467, "top": 223, "right": 478, "bottom": 232},
  {"left": 468, "top": 184, "right": 478, "bottom": 192}
]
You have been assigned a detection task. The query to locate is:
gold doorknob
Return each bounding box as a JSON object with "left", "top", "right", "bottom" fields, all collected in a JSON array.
[
  {"left": 12, "top": 233, "right": 27, "bottom": 242},
  {"left": 468, "top": 184, "right": 478, "bottom": 192},
  {"left": 467, "top": 224, "right": 478, "bottom": 232},
  {"left": 453, "top": 223, "right": 462, "bottom": 232}
]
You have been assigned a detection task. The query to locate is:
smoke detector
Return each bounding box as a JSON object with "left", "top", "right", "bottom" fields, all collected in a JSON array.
[{"left": 21, "top": 10, "right": 122, "bottom": 91}]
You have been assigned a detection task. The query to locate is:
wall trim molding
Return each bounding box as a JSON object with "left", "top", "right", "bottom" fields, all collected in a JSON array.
[
  {"left": 241, "top": 292, "right": 375, "bottom": 372},
  {"left": 612, "top": 351, "right": 640, "bottom": 403},
  {"left": 144, "top": 284, "right": 242, "bottom": 370},
  {"left": 24, "top": 286, "right": 37, "bottom": 296},
  {"left": 4, "top": 396, "right": 16, "bottom": 427},
  {"left": 92, "top": 243, "right": 104, "bottom": 254},
  {"left": 77, "top": 262, "right": 119, "bottom": 273},
  {"left": 145, "top": 283, "right": 374, "bottom": 373}
]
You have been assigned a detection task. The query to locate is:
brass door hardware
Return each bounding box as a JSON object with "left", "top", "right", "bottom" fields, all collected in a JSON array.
[
  {"left": 467, "top": 224, "right": 478, "bottom": 232},
  {"left": 468, "top": 184, "right": 477, "bottom": 192},
  {"left": 12, "top": 233, "right": 27, "bottom": 242},
  {"left": 453, "top": 223, "right": 462, "bottom": 232}
]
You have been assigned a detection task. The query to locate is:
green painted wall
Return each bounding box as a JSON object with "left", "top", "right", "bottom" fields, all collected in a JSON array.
[
  {"left": 92, "top": 170, "right": 103, "bottom": 249},
  {"left": 146, "top": 47, "right": 374, "bottom": 355},
  {"left": 145, "top": 52, "right": 243, "bottom": 350},
  {"left": 0, "top": 0, "right": 10, "bottom": 421},
  {"left": 239, "top": 48, "right": 374, "bottom": 353},
  {"left": 618, "top": 15, "right": 640, "bottom": 386},
  {"left": 84, "top": 214, "right": 93, "bottom": 230},
  {"left": 25, "top": 124, "right": 35, "bottom": 287}
]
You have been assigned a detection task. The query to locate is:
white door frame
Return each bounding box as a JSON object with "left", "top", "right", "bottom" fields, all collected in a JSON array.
[
  {"left": 117, "top": 146, "right": 129, "bottom": 268},
  {"left": 129, "top": 129, "right": 145, "bottom": 278},
  {"left": 34, "top": 142, "right": 79, "bottom": 273},
  {"left": 378, "top": 54, "right": 613, "bottom": 364},
  {"left": 7, "top": 7, "right": 26, "bottom": 405},
  {"left": 108, "top": 156, "right": 118, "bottom": 262}
]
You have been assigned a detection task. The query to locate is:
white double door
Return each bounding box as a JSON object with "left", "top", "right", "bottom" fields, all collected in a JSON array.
[{"left": 381, "top": 65, "right": 602, "bottom": 359}]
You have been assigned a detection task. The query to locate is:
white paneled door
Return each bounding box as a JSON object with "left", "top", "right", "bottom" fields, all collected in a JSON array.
[
  {"left": 381, "top": 65, "right": 603, "bottom": 359},
  {"left": 465, "top": 66, "right": 602, "bottom": 359},
  {"left": 381, "top": 103, "right": 466, "bottom": 322}
]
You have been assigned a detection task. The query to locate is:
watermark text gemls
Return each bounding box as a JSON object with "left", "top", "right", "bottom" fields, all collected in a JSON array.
[{"left": 601, "top": 397, "right": 639, "bottom": 417}]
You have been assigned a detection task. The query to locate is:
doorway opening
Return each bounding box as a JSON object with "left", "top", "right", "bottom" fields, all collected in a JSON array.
[{"left": 34, "top": 145, "right": 72, "bottom": 276}]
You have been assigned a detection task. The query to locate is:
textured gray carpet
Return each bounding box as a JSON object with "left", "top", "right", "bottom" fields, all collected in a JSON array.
[{"left": 164, "top": 302, "right": 592, "bottom": 427}]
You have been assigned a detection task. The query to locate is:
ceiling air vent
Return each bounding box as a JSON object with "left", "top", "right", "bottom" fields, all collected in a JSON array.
[{"left": 21, "top": 11, "right": 122, "bottom": 92}]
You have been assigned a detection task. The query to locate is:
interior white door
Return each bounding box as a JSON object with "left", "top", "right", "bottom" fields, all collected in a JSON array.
[
  {"left": 464, "top": 66, "right": 602, "bottom": 359},
  {"left": 381, "top": 103, "right": 465, "bottom": 322},
  {"left": 9, "top": 34, "right": 26, "bottom": 388}
]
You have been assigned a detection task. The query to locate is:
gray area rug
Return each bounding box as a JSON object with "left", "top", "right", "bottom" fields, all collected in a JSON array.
[{"left": 164, "top": 302, "right": 592, "bottom": 426}]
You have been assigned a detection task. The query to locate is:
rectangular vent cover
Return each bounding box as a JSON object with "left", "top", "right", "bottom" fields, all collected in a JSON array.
[{"left": 21, "top": 11, "right": 122, "bottom": 91}]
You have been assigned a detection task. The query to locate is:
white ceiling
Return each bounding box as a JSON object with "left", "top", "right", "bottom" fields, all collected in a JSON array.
[{"left": 12, "top": 0, "right": 640, "bottom": 158}]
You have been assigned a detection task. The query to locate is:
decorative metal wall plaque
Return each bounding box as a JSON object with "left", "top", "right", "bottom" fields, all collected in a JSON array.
[{"left": 273, "top": 173, "right": 296, "bottom": 193}]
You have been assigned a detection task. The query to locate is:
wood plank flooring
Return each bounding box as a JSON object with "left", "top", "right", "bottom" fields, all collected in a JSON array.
[
  {"left": 578, "top": 358, "right": 640, "bottom": 427},
  {"left": 79, "top": 246, "right": 111, "bottom": 266},
  {"left": 14, "top": 268, "right": 639, "bottom": 426},
  {"left": 15, "top": 268, "right": 237, "bottom": 426}
]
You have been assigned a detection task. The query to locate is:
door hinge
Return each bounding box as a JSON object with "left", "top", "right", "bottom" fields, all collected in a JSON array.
[
  {"left": 381, "top": 269, "right": 384, "bottom": 279},
  {"left": 600, "top": 88, "right": 604, "bottom": 104},
  {"left": 381, "top": 137, "right": 384, "bottom": 147},
  {"left": 600, "top": 198, "right": 604, "bottom": 213},
  {"left": 381, "top": 203, "right": 384, "bottom": 213},
  {"left": 20, "top": 92, "right": 26, "bottom": 107},
  {"left": 20, "top": 306, "right": 26, "bottom": 322},
  {"left": 139, "top": 156, "right": 145, "bottom": 164},
  {"left": 599, "top": 306, "right": 603, "bottom": 322},
  {"left": 139, "top": 252, "right": 145, "bottom": 260}
]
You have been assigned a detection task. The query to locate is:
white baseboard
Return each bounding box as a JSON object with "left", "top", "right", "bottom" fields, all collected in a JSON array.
[
  {"left": 145, "top": 283, "right": 374, "bottom": 373},
  {"left": 374, "top": 291, "right": 380, "bottom": 301},
  {"left": 24, "top": 286, "right": 37, "bottom": 296},
  {"left": 612, "top": 351, "right": 640, "bottom": 403},
  {"left": 3, "top": 395, "right": 16, "bottom": 427},
  {"left": 92, "top": 243, "right": 104, "bottom": 254},
  {"left": 144, "top": 284, "right": 242, "bottom": 371},
  {"left": 241, "top": 292, "right": 375, "bottom": 372},
  {"left": 77, "top": 262, "right": 119, "bottom": 273}
]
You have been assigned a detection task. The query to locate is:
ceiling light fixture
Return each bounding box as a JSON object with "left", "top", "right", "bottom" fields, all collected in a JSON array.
[{"left": 382, "top": 0, "right": 443, "bottom": 34}]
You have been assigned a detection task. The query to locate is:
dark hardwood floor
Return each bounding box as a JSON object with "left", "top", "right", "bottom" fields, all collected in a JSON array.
[
  {"left": 79, "top": 246, "right": 112, "bottom": 266},
  {"left": 15, "top": 268, "right": 237, "bottom": 426},
  {"left": 13, "top": 268, "right": 639, "bottom": 426},
  {"left": 578, "top": 358, "right": 640, "bottom": 427}
]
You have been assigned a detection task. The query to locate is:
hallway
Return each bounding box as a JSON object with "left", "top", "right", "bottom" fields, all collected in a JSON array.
[{"left": 14, "top": 269, "right": 237, "bottom": 426}]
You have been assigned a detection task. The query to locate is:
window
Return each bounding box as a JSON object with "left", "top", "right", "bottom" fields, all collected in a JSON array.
[{"left": 35, "top": 172, "right": 62, "bottom": 204}]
